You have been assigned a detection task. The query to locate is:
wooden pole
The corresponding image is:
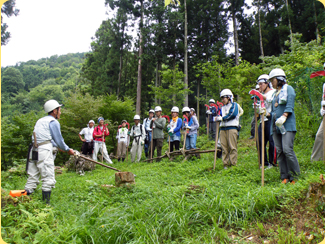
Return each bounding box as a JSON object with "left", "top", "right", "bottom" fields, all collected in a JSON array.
[
  {"left": 102, "top": 127, "right": 105, "bottom": 163},
  {"left": 150, "top": 128, "right": 154, "bottom": 162},
  {"left": 207, "top": 114, "right": 210, "bottom": 136},
  {"left": 254, "top": 103, "right": 261, "bottom": 168},
  {"left": 183, "top": 130, "right": 187, "bottom": 151},
  {"left": 261, "top": 113, "right": 265, "bottom": 187},
  {"left": 213, "top": 121, "right": 220, "bottom": 170},
  {"left": 169, "top": 135, "right": 171, "bottom": 154},
  {"left": 323, "top": 86, "right": 325, "bottom": 162},
  {"left": 79, "top": 154, "right": 121, "bottom": 172}
]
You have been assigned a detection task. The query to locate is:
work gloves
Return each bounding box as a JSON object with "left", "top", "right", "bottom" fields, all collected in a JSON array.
[
  {"left": 216, "top": 115, "right": 222, "bottom": 122},
  {"left": 275, "top": 116, "right": 287, "bottom": 127},
  {"left": 185, "top": 125, "right": 191, "bottom": 130},
  {"left": 321, "top": 109, "right": 325, "bottom": 117},
  {"left": 206, "top": 110, "right": 212, "bottom": 115},
  {"left": 127, "top": 131, "right": 131, "bottom": 135},
  {"left": 169, "top": 128, "right": 174, "bottom": 134},
  {"left": 259, "top": 107, "right": 266, "bottom": 115}
]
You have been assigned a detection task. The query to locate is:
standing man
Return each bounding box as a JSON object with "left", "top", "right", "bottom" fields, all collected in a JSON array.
[
  {"left": 92, "top": 117, "right": 113, "bottom": 164},
  {"left": 216, "top": 89, "right": 241, "bottom": 169},
  {"left": 143, "top": 109, "right": 154, "bottom": 159},
  {"left": 78, "top": 120, "right": 95, "bottom": 156},
  {"left": 206, "top": 99, "right": 218, "bottom": 140},
  {"left": 311, "top": 103, "right": 325, "bottom": 161},
  {"left": 25, "top": 99, "right": 75, "bottom": 204},
  {"left": 269, "top": 68, "right": 300, "bottom": 184},
  {"left": 250, "top": 84, "right": 260, "bottom": 139},
  {"left": 116, "top": 120, "right": 129, "bottom": 162},
  {"left": 130, "top": 115, "right": 146, "bottom": 162},
  {"left": 150, "top": 106, "right": 166, "bottom": 161}
]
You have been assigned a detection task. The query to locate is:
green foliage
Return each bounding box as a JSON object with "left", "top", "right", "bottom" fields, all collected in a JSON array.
[
  {"left": 149, "top": 65, "right": 191, "bottom": 112},
  {"left": 1, "top": 67, "right": 25, "bottom": 96}
]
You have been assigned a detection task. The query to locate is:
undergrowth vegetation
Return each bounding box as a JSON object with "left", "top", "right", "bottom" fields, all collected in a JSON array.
[{"left": 2, "top": 130, "right": 325, "bottom": 243}]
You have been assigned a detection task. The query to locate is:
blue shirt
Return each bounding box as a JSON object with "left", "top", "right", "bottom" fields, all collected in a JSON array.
[{"left": 49, "top": 120, "right": 70, "bottom": 151}]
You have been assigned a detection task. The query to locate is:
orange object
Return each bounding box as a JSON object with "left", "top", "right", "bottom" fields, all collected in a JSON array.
[
  {"left": 281, "top": 179, "right": 289, "bottom": 184},
  {"left": 9, "top": 190, "right": 27, "bottom": 197}
]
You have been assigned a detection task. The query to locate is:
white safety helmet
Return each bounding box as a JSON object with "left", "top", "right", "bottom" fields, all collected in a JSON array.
[
  {"left": 268, "top": 68, "right": 286, "bottom": 80},
  {"left": 154, "top": 106, "right": 162, "bottom": 112},
  {"left": 257, "top": 74, "right": 269, "bottom": 83},
  {"left": 190, "top": 108, "right": 195, "bottom": 112},
  {"left": 182, "top": 107, "right": 190, "bottom": 113},
  {"left": 88, "top": 120, "right": 95, "bottom": 124},
  {"left": 220, "top": 89, "right": 233, "bottom": 98},
  {"left": 149, "top": 109, "right": 155, "bottom": 114},
  {"left": 171, "top": 106, "right": 179, "bottom": 113},
  {"left": 255, "top": 84, "right": 260, "bottom": 90},
  {"left": 133, "top": 115, "right": 140, "bottom": 120},
  {"left": 209, "top": 99, "right": 215, "bottom": 103},
  {"left": 44, "top": 99, "right": 62, "bottom": 113}
]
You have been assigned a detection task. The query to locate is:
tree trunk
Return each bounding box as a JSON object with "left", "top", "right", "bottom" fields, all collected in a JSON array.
[
  {"left": 197, "top": 80, "right": 200, "bottom": 123},
  {"left": 258, "top": 0, "right": 264, "bottom": 61},
  {"left": 136, "top": 0, "right": 144, "bottom": 115},
  {"left": 313, "top": 0, "right": 320, "bottom": 44},
  {"left": 232, "top": 6, "right": 239, "bottom": 66},
  {"left": 184, "top": 0, "right": 188, "bottom": 107},
  {"left": 285, "top": 0, "right": 293, "bottom": 43}
]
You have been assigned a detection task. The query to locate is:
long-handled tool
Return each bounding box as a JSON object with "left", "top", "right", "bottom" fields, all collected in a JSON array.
[
  {"left": 150, "top": 126, "right": 154, "bottom": 162},
  {"left": 126, "top": 122, "right": 130, "bottom": 161},
  {"left": 210, "top": 104, "right": 220, "bottom": 170},
  {"left": 205, "top": 104, "right": 210, "bottom": 136},
  {"left": 181, "top": 115, "right": 189, "bottom": 156},
  {"left": 310, "top": 73, "right": 325, "bottom": 162},
  {"left": 162, "top": 115, "right": 170, "bottom": 154},
  {"left": 79, "top": 154, "right": 121, "bottom": 172},
  {"left": 249, "top": 89, "right": 266, "bottom": 186}
]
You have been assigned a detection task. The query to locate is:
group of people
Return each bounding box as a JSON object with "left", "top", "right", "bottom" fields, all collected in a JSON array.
[{"left": 25, "top": 66, "right": 325, "bottom": 204}]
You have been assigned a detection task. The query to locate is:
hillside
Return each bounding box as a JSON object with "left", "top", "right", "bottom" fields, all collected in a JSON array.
[{"left": 1, "top": 133, "right": 325, "bottom": 243}]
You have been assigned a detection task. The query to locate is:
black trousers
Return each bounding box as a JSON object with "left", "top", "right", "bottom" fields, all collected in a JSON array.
[
  {"left": 81, "top": 141, "right": 94, "bottom": 155},
  {"left": 170, "top": 140, "right": 180, "bottom": 152}
]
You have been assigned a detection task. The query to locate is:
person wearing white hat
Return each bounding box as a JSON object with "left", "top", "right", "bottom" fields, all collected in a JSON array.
[
  {"left": 79, "top": 120, "right": 95, "bottom": 155},
  {"left": 150, "top": 106, "right": 166, "bottom": 161},
  {"left": 25, "top": 99, "right": 75, "bottom": 204},
  {"left": 206, "top": 99, "right": 218, "bottom": 140},
  {"left": 130, "top": 115, "right": 146, "bottom": 162}
]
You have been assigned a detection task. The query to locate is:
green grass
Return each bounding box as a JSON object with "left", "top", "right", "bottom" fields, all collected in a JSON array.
[{"left": 2, "top": 132, "right": 325, "bottom": 243}]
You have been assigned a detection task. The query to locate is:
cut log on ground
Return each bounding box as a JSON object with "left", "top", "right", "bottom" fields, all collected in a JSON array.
[{"left": 115, "top": 172, "right": 135, "bottom": 187}]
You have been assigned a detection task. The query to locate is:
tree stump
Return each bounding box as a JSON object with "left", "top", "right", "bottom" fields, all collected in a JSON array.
[{"left": 115, "top": 172, "right": 135, "bottom": 187}]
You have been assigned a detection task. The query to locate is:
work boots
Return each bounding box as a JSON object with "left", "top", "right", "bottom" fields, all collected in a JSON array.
[
  {"left": 122, "top": 158, "right": 125, "bottom": 162},
  {"left": 42, "top": 191, "right": 51, "bottom": 205}
]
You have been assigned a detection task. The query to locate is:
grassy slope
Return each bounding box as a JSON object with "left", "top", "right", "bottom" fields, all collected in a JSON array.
[{"left": 2, "top": 132, "right": 325, "bottom": 243}]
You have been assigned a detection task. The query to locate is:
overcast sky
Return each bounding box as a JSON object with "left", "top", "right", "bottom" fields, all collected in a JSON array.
[
  {"left": 1, "top": 0, "right": 110, "bottom": 67},
  {"left": 0, "top": 0, "right": 254, "bottom": 68}
]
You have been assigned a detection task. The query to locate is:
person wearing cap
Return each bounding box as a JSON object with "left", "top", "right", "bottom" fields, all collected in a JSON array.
[
  {"left": 190, "top": 108, "right": 197, "bottom": 118},
  {"left": 143, "top": 109, "right": 154, "bottom": 158},
  {"left": 168, "top": 107, "right": 183, "bottom": 152},
  {"left": 116, "top": 120, "right": 129, "bottom": 162},
  {"left": 206, "top": 99, "right": 218, "bottom": 140},
  {"left": 25, "top": 99, "right": 75, "bottom": 204},
  {"left": 130, "top": 115, "right": 146, "bottom": 162},
  {"left": 78, "top": 120, "right": 95, "bottom": 156},
  {"left": 216, "top": 89, "right": 241, "bottom": 169},
  {"left": 269, "top": 68, "right": 300, "bottom": 184},
  {"left": 182, "top": 107, "right": 200, "bottom": 153},
  {"left": 92, "top": 117, "right": 113, "bottom": 164},
  {"left": 150, "top": 106, "right": 166, "bottom": 161},
  {"left": 257, "top": 74, "right": 276, "bottom": 169}
]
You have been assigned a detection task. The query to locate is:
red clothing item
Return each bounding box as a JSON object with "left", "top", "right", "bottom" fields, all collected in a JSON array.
[{"left": 93, "top": 125, "right": 109, "bottom": 142}]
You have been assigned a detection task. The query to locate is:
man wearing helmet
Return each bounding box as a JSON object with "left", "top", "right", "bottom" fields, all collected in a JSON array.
[
  {"left": 93, "top": 117, "right": 113, "bottom": 164},
  {"left": 257, "top": 74, "right": 276, "bottom": 169},
  {"left": 25, "top": 99, "right": 75, "bottom": 204},
  {"left": 216, "top": 89, "right": 241, "bottom": 169},
  {"left": 150, "top": 106, "right": 166, "bottom": 161},
  {"left": 206, "top": 99, "right": 218, "bottom": 140},
  {"left": 143, "top": 109, "right": 154, "bottom": 158},
  {"left": 130, "top": 115, "right": 146, "bottom": 162},
  {"left": 269, "top": 68, "right": 300, "bottom": 184},
  {"left": 168, "top": 107, "right": 182, "bottom": 152}
]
